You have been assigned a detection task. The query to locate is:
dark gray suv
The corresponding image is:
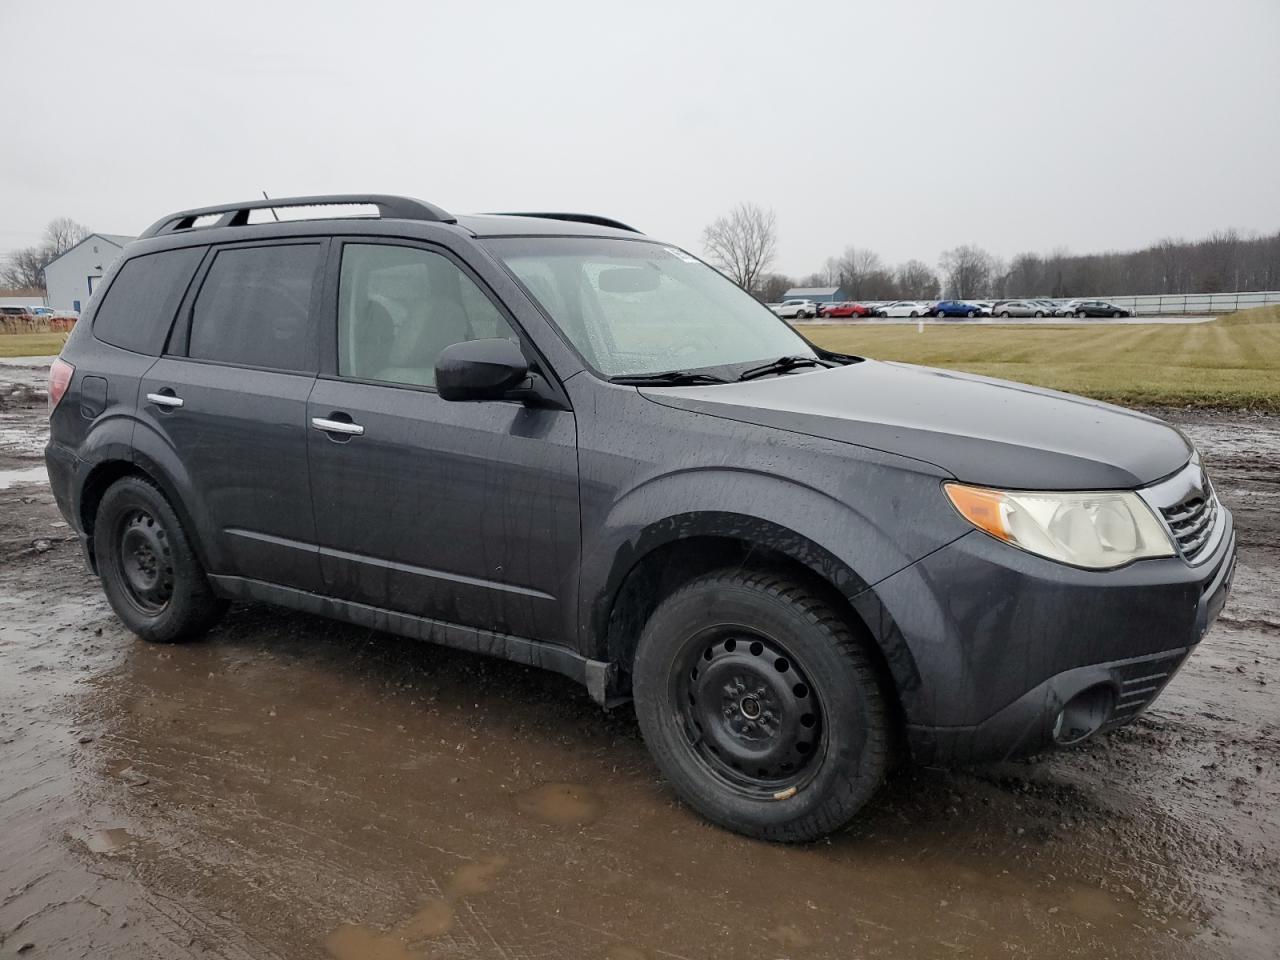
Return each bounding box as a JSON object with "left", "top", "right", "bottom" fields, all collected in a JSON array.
[{"left": 45, "top": 195, "right": 1236, "bottom": 842}]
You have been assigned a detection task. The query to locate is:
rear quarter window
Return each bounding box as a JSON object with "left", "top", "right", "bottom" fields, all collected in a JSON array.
[
  {"left": 92, "top": 247, "right": 205, "bottom": 355},
  {"left": 188, "top": 244, "right": 321, "bottom": 372}
]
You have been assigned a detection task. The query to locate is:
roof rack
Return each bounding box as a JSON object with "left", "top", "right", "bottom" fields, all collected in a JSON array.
[
  {"left": 491, "top": 212, "right": 642, "bottom": 234},
  {"left": 139, "top": 194, "right": 456, "bottom": 238}
]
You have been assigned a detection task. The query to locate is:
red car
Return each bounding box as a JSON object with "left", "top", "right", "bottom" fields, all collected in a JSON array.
[{"left": 818, "top": 301, "right": 872, "bottom": 318}]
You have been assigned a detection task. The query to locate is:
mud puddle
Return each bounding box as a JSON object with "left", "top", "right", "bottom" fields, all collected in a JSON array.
[{"left": 1, "top": 402, "right": 1277, "bottom": 959}]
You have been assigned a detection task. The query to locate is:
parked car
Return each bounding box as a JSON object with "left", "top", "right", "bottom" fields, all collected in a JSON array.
[
  {"left": 1072, "top": 300, "right": 1131, "bottom": 318},
  {"left": 819, "top": 301, "right": 872, "bottom": 319},
  {"left": 46, "top": 194, "right": 1235, "bottom": 843},
  {"left": 771, "top": 299, "right": 819, "bottom": 320},
  {"left": 930, "top": 300, "right": 983, "bottom": 319},
  {"left": 1054, "top": 300, "right": 1083, "bottom": 317},
  {"left": 874, "top": 300, "right": 930, "bottom": 318},
  {"left": 994, "top": 300, "right": 1049, "bottom": 318}
]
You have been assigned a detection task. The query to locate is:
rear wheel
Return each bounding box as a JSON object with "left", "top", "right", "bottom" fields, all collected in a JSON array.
[
  {"left": 633, "top": 569, "right": 890, "bottom": 842},
  {"left": 94, "top": 476, "right": 227, "bottom": 643},
  {"left": 1077, "top": 310, "right": 1088, "bottom": 318}
]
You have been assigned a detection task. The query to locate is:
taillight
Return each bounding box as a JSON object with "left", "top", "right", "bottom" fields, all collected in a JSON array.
[{"left": 48, "top": 358, "right": 74, "bottom": 412}]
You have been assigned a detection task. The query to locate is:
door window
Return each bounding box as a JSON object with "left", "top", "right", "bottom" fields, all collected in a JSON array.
[
  {"left": 189, "top": 244, "right": 321, "bottom": 372},
  {"left": 337, "top": 243, "right": 517, "bottom": 388}
]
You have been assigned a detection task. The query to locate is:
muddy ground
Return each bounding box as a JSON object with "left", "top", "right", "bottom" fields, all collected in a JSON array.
[{"left": 1, "top": 359, "right": 1277, "bottom": 959}]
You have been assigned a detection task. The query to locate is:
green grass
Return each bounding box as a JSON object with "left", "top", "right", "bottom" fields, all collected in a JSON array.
[
  {"left": 0, "top": 332, "right": 67, "bottom": 358},
  {"left": 800, "top": 305, "right": 1280, "bottom": 412}
]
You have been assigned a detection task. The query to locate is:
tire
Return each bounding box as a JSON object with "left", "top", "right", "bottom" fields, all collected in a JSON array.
[
  {"left": 1034, "top": 311, "right": 1045, "bottom": 317},
  {"left": 1000, "top": 311, "right": 1011, "bottom": 318},
  {"left": 94, "top": 476, "right": 227, "bottom": 643},
  {"left": 966, "top": 310, "right": 976, "bottom": 318},
  {"left": 909, "top": 311, "right": 919, "bottom": 318},
  {"left": 1076, "top": 310, "right": 1088, "bottom": 318},
  {"left": 1112, "top": 311, "right": 1122, "bottom": 318},
  {"left": 632, "top": 569, "right": 890, "bottom": 842}
]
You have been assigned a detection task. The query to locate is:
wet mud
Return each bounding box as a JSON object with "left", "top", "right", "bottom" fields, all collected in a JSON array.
[{"left": 1, "top": 369, "right": 1277, "bottom": 958}]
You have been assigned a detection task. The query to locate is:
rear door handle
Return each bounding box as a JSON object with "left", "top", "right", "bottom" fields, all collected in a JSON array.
[
  {"left": 311, "top": 417, "right": 364, "bottom": 437},
  {"left": 146, "top": 392, "right": 184, "bottom": 408}
]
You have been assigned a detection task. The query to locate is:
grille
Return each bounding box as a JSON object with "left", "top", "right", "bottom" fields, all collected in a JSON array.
[
  {"left": 1106, "top": 651, "right": 1187, "bottom": 726},
  {"left": 1159, "top": 491, "right": 1219, "bottom": 562}
]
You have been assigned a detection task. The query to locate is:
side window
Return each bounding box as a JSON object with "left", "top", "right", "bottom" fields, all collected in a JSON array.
[
  {"left": 189, "top": 244, "right": 320, "bottom": 371},
  {"left": 92, "top": 247, "right": 204, "bottom": 355},
  {"left": 337, "top": 243, "right": 518, "bottom": 387}
]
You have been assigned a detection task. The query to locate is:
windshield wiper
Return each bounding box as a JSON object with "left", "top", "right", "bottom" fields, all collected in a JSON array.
[
  {"left": 610, "top": 371, "right": 730, "bottom": 386},
  {"left": 736, "top": 355, "right": 829, "bottom": 381}
]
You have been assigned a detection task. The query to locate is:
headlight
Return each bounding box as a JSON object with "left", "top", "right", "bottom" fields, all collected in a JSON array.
[{"left": 944, "top": 483, "right": 1176, "bottom": 569}]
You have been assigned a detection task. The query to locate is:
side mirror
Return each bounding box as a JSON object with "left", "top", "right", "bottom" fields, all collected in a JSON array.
[{"left": 435, "top": 338, "right": 530, "bottom": 402}]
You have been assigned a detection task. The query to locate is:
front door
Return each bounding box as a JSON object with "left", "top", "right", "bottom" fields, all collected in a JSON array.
[
  {"left": 306, "top": 240, "right": 580, "bottom": 646},
  {"left": 137, "top": 240, "right": 326, "bottom": 591}
]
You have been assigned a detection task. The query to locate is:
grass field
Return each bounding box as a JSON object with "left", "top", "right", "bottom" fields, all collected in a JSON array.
[
  {"left": 0, "top": 332, "right": 67, "bottom": 359},
  {"left": 3, "top": 308, "right": 1278, "bottom": 410},
  {"left": 800, "top": 305, "right": 1280, "bottom": 412}
]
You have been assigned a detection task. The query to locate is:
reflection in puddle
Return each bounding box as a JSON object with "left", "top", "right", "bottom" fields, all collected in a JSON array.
[
  {"left": 82, "top": 827, "right": 135, "bottom": 854},
  {"left": 0, "top": 465, "right": 48, "bottom": 489}
]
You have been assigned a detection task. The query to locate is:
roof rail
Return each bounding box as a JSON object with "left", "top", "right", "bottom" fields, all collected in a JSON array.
[
  {"left": 139, "top": 194, "right": 456, "bottom": 238},
  {"left": 491, "top": 212, "right": 642, "bottom": 234}
]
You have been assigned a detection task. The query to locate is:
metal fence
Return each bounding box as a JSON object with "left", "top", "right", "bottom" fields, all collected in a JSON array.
[{"left": 1092, "top": 290, "right": 1280, "bottom": 316}]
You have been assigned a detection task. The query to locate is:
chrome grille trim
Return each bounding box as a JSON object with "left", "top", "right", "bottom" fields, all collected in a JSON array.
[{"left": 1138, "top": 457, "right": 1224, "bottom": 565}]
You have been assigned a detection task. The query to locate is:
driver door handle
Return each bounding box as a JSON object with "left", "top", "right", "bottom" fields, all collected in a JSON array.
[{"left": 311, "top": 417, "right": 364, "bottom": 437}]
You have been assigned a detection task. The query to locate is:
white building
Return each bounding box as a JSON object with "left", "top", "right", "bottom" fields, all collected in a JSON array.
[{"left": 43, "top": 233, "right": 135, "bottom": 312}]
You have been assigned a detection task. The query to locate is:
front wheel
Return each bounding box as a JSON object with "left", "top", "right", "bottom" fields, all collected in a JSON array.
[
  {"left": 95, "top": 476, "right": 227, "bottom": 643},
  {"left": 796, "top": 310, "right": 810, "bottom": 319},
  {"left": 1113, "top": 311, "right": 1122, "bottom": 318},
  {"left": 633, "top": 570, "right": 890, "bottom": 842},
  {"left": 1000, "top": 311, "right": 1011, "bottom": 318},
  {"left": 966, "top": 310, "right": 976, "bottom": 318}
]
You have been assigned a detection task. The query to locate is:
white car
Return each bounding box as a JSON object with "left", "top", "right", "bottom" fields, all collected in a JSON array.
[
  {"left": 770, "top": 299, "right": 820, "bottom": 320},
  {"left": 875, "top": 300, "right": 931, "bottom": 318}
]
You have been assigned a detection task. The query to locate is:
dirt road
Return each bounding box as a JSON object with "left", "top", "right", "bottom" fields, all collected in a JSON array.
[{"left": 2, "top": 360, "right": 1277, "bottom": 959}]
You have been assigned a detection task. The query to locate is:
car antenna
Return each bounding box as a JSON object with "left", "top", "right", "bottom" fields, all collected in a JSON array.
[{"left": 261, "top": 190, "right": 280, "bottom": 222}]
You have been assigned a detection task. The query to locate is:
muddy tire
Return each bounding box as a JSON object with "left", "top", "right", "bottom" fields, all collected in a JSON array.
[
  {"left": 632, "top": 569, "right": 889, "bottom": 842},
  {"left": 94, "top": 476, "right": 227, "bottom": 643}
]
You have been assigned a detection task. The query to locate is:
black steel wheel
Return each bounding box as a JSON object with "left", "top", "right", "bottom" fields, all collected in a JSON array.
[
  {"left": 677, "top": 627, "right": 825, "bottom": 796},
  {"left": 95, "top": 476, "right": 227, "bottom": 643},
  {"left": 633, "top": 569, "right": 890, "bottom": 842},
  {"left": 116, "top": 508, "right": 174, "bottom": 615}
]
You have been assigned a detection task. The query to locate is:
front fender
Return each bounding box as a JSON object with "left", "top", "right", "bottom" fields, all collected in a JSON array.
[{"left": 580, "top": 467, "right": 962, "bottom": 724}]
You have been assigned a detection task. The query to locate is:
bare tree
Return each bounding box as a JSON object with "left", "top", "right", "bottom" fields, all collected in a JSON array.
[
  {"left": 939, "top": 244, "right": 997, "bottom": 299},
  {"left": 0, "top": 248, "right": 50, "bottom": 290},
  {"left": 0, "top": 217, "right": 93, "bottom": 292},
  {"left": 43, "top": 217, "right": 91, "bottom": 257},
  {"left": 758, "top": 273, "right": 795, "bottom": 303},
  {"left": 896, "top": 260, "right": 940, "bottom": 299},
  {"left": 702, "top": 203, "right": 778, "bottom": 294}
]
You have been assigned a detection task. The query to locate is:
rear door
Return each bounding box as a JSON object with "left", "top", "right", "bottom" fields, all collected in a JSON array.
[
  {"left": 306, "top": 239, "right": 580, "bottom": 645},
  {"left": 137, "top": 240, "right": 326, "bottom": 591}
]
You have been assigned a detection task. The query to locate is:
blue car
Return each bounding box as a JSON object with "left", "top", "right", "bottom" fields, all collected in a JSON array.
[{"left": 931, "top": 300, "right": 984, "bottom": 318}]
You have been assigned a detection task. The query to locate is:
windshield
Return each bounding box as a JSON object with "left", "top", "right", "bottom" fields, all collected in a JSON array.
[{"left": 483, "top": 237, "right": 817, "bottom": 378}]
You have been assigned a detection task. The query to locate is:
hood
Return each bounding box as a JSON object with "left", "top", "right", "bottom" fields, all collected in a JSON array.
[{"left": 640, "top": 360, "right": 1192, "bottom": 490}]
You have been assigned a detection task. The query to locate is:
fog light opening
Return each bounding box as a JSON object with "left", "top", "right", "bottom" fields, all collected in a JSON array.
[{"left": 1053, "top": 685, "right": 1113, "bottom": 746}]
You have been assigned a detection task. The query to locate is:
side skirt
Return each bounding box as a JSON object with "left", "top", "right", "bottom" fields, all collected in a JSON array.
[{"left": 208, "top": 575, "right": 619, "bottom": 707}]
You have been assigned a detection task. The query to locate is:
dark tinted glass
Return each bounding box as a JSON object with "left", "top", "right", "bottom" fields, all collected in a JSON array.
[
  {"left": 92, "top": 247, "right": 204, "bottom": 355},
  {"left": 189, "top": 244, "right": 320, "bottom": 371}
]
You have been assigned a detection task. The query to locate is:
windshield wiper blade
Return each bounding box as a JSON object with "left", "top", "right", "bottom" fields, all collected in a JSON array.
[
  {"left": 610, "top": 371, "right": 729, "bottom": 386},
  {"left": 736, "top": 355, "right": 828, "bottom": 381}
]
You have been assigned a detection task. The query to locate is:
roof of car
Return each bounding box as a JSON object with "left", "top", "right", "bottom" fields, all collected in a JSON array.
[{"left": 455, "top": 213, "right": 643, "bottom": 239}]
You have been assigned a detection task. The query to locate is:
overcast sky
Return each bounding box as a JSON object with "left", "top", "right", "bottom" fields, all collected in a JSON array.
[{"left": 2, "top": 0, "right": 1278, "bottom": 275}]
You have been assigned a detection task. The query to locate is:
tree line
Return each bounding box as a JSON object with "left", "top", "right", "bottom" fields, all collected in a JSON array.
[
  {"left": 0, "top": 218, "right": 93, "bottom": 291},
  {"left": 702, "top": 203, "right": 1280, "bottom": 302}
]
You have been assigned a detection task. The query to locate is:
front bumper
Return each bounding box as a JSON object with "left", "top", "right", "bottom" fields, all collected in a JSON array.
[{"left": 870, "top": 506, "right": 1236, "bottom": 766}]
